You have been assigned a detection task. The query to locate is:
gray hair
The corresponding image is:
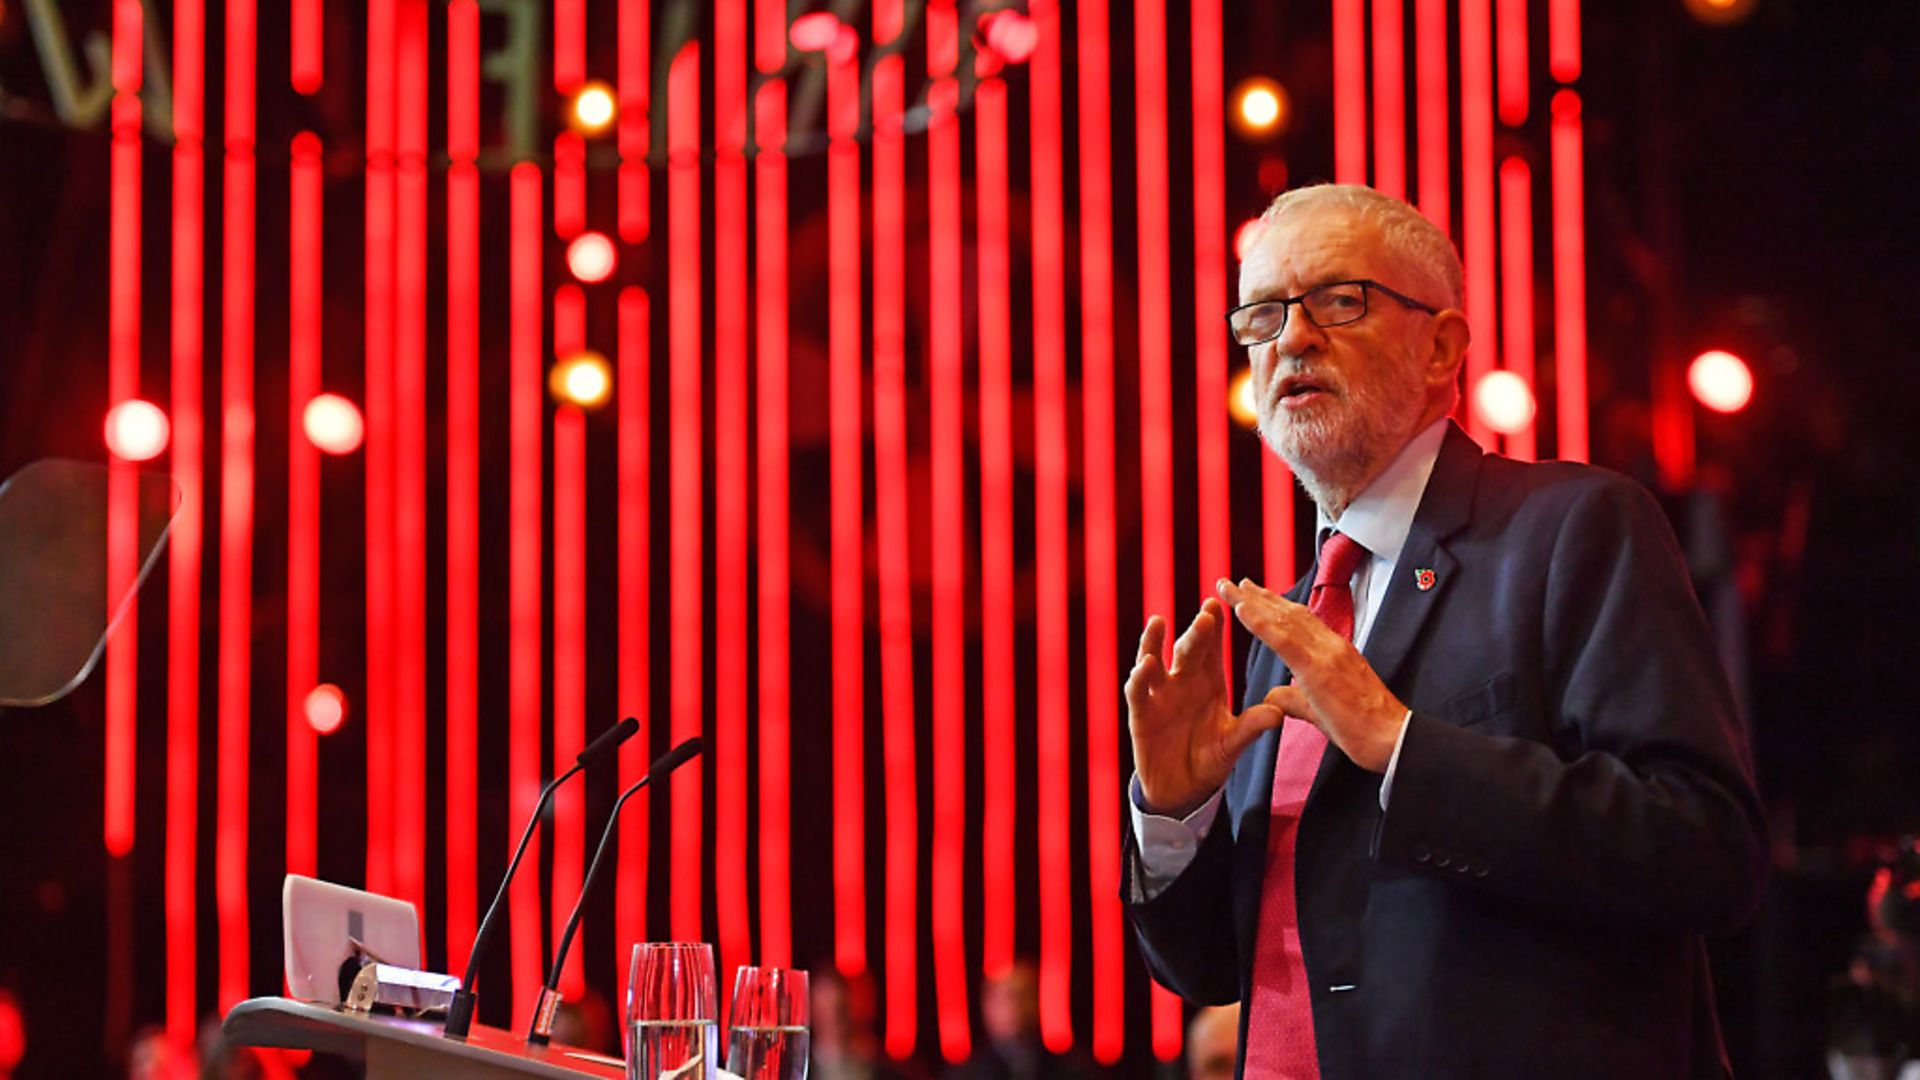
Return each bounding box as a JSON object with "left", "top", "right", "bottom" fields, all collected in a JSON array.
[{"left": 1260, "top": 184, "right": 1463, "bottom": 310}]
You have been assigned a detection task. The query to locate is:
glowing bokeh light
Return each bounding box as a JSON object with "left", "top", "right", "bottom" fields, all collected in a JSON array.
[
  {"left": 790, "top": 12, "right": 840, "bottom": 51},
  {"left": 1228, "top": 367, "right": 1259, "bottom": 430},
  {"left": 303, "top": 392, "right": 365, "bottom": 454},
  {"left": 1233, "top": 217, "right": 1265, "bottom": 261},
  {"left": 105, "top": 399, "right": 170, "bottom": 461},
  {"left": 1231, "top": 78, "right": 1290, "bottom": 137},
  {"left": 829, "top": 25, "right": 859, "bottom": 65},
  {"left": 567, "top": 231, "right": 618, "bottom": 283},
  {"left": 1683, "top": 0, "right": 1757, "bottom": 25},
  {"left": 569, "top": 81, "right": 617, "bottom": 136},
  {"left": 304, "top": 683, "right": 348, "bottom": 735},
  {"left": 1473, "top": 370, "right": 1537, "bottom": 435},
  {"left": 980, "top": 11, "right": 1038, "bottom": 65},
  {"left": 550, "top": 350, "right": 613, "bottom": 409},
  {"left": 0, "top": 990, "right": 22, "bottom": 1071},
  {"left": 1688, "top": 349, "right": 1754, "bottom": 414}
]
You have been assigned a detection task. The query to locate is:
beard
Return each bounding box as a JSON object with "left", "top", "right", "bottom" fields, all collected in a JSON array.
[{"left": 1257, "top": 344, "right": 1429, "bottom": 516}]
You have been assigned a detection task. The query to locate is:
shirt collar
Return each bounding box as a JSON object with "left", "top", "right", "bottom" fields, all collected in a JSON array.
[{"left": 1316, "top": 417, "right": 1450, "bottom": 565}]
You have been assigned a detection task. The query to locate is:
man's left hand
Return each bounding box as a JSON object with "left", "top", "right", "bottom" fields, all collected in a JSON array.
[{"left": 1217, "top": 577, "right": 1408, "bottom": 773}]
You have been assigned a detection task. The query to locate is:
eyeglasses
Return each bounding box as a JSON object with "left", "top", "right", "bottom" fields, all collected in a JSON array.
[{"left": 1225, "top": 279, "right": 1440, "bottom": 346}]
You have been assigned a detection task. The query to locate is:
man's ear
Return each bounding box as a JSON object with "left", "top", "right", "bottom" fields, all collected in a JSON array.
[{"left": 1426, "top": 309, "right": 1470, "bottom": 391}]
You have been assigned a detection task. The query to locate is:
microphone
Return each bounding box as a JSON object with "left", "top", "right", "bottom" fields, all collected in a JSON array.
[
  {"left": 527, "top": 736, "right": 706, "bottom": 1045},
  {"left": 442, "top": 716, "right": 640, "bottom": 1039}
]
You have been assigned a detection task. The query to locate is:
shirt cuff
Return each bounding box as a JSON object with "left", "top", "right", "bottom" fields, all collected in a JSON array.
[
  {"left": 1128, "top": 774, "right": 1224, "bottom": 899},
  {"left": 1377, "top": 709, "right": 1414, "bottom": 810}
]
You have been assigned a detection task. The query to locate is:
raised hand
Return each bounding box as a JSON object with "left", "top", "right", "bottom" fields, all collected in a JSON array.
[{"left": 1125, "top": 597, "right": 1289, "bottom": 818}]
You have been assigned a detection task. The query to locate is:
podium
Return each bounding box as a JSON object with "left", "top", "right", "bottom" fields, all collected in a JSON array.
[{"left": 223, "top": 997, "right": 626, "bottom": 1079}]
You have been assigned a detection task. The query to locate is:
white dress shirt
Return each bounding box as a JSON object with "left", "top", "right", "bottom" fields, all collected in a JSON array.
[{"left": 1129, "top": 418, "right": 1450, "bottom": 896}]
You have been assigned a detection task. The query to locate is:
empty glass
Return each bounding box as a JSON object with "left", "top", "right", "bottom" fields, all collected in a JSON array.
[
  {"left": 627, "top": 942, "right": 718, "bottom": 1080},
  {"left": 725, "top": 966, "right": 809, "bottom": 1080}
]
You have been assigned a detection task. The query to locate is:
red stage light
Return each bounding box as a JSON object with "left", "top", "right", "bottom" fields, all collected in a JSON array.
[
  {"left": 1474, "top": 370, "right": 1537, "bottom": 435},
  {"left": 828, "top": 25, "right": 859, "bottom": 65},
  {"left": 789, "top": 12, "right": 839, "bottom": 51},
  {"left": 980, "top": 11, "right": 1039, "bottom": 65},
  {"left": 568, "top": 81, "right": 616, "bottom": 136},
  {"left": 105, "top": 399, "right": 170, "bottom": 461},
  {"left": 1688, "top": 350, "right": 1753, "bottom": 413},
  {"left": 567, "top": 231, "right": 617, "bottom": 283},
  {"left": 1233, "top": 217, "right": 1264, "bottom": 260},
  {"left": 302, "top": 392, "right": 365, "bottom": 454},
  {"left": 304, "top": 684, "right": 348, "bottom": 735},
  {"left": 0, "top": 989, "right": 22, "bottom": 1071}
]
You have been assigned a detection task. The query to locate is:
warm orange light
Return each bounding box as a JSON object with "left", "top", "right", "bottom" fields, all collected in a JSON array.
[
  {"left": 304, "top": 684, "right": 348, "bottom": 736},
  {"left": 1228, "top": 367, "right": 1260, "bottom": 430},
  {"left": 568, "top": 81, "right": 617, "bottom": 136},
  {"left": 1233, "top": 217, "right": 1265, "bottom": 261},
  {"left": 790, "top": 12, "right": 841, "bottom": 51},
  {"left": 1683, "top": 0, "right": 1757, "bottom": 25},
  {"left": 1232, "top": 78, "right": 1291, "bottom": 138},
  {"left": 1473, "top": 370, "right": 1537, "bottom": 435},
  {"left": 567, "top": 231, "right": 618, "bottom": 283},
  {"left": 104, "top": 399, "right": 170, "bottom": 461},
  {"left": 1688, "top": 349, "right": 1753, "bottom": 413},
  {"left": 303, "top": 392, "right": 365, "bottom": 454},
  {"left": 550, "top": 350, "right": 613, "bottom": 409}
]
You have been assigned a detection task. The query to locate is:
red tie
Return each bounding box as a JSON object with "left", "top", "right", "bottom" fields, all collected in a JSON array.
[{"left": 1242, "top": 531, "right": 1369, "bottom": 1079}]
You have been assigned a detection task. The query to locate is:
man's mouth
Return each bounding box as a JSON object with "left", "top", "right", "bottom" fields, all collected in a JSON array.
[{"left": 1275, "top": 374, "right": 1333, "bottom": 408}]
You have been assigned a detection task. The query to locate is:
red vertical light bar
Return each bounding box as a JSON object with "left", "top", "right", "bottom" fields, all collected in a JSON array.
[
  {"left": 1261, "top": 454, "right": 1297, "bottom": 586},
  {"left": 286, "top": 131, "right": 324, "bottom": 882},
  {"left": 1077, "top": 0, "right": 1121, "bottom": 1060},
  {"left": 444, "top": 0, "right": 481, "bottom": 975},
  {"left": 614, "top": 0, "right": 652, "bottom": 970},
  {"left": 667, "top": 44, "right": 705, "bottom": 944},
  {"left": 166, "top": 0, "right": 205, "bottom": 1047},
  {"left": 1498, "top": 157, "right": 1536, "bottom": 460},
  {"left": 1371, "top": 0, "right": 1407, "bottom": 198},
  {"left": 552, "top": 391, "right": 588, "bottom": 997},
  {"left": 291, "top": 0, "right": 320, "bottom": 92},
  {"left": 1135, "top": 0, "right": 1182, "bottom": 1057},
  {"left": 1497, "top": 0, "right": 1529, "bottom": 126},
  {"left": 826, "top": 42, "right": 867, "bottom": 980},
  {"left": 508, "top": 163, "right": 545, "bottom": 1024},
  {"left": 217, "top": 0, "right": 257, "bottom": 1012},
  {"left": 1550, "top": 89, "right": 1587, "bottom": 462},
  {"left": 615, "top": 286, "right": 651, "bottom": 963},
  {"left": 1461, "top": 0, "right": 1497, "bottom": 445},
  {"left": 363, "top": 0, "right": 398, "bottom": 899},
  {"left": 393, "top": 0, "right": 430, "bottom": 923},
  {"left": 555, "top": 0, "right": 584, "bottom": 93},
  {"left": 555, "top": 133, "right": 587, "bottom": 239},
  {"left": 1332, "top": 0, "right": 1367, "bottom": 184},
  {"left": 105, "top": 0, "right": 142, "bottom": 861},
  {"left": 1032, "top": 0, "right": 1072, "bottom": 1054},
  {"left": 1415, "top": 0, "right": 1451, "bottom": 233},
  {"left": 714, "top": 0, "right": 751, "bottom": 1005},
  {"left": 974, "top": 68, "right": 1015, "bottom": 984},
  {"left": 1549, "top": 0, "right": 1581, "bottom": 83},
  {"left": 872, "top": 5, "right": 919, "bottom": 1054},
  {"left": 754, "top": 0, "right": 793, "bottom": 970},
  {"left": 925, "top": 0, "right": 969, "bottom": 1063}
]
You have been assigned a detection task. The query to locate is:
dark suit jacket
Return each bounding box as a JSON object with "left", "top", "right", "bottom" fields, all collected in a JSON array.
[{"left": 1124, "top": 424, "right": 1767, "bottom": 1079}]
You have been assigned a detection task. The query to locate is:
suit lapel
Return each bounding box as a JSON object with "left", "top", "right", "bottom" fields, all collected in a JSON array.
[{"left": 1359, "top": 423, "right": 1482, "bottom": 689}]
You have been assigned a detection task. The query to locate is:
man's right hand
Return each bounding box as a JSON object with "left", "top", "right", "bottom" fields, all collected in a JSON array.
[{"left": 1125, "top": 597, "right": 1289, "bottom": 818}]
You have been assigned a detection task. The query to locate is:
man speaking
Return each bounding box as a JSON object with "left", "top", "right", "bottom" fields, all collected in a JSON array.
[{"left": 1122, "top": 184, "right": 1766, "bottom": 1078}]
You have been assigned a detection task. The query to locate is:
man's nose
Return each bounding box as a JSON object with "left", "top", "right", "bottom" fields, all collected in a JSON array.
[{"left": 1270, "top": 302, "right": 1329, "bottom": 357}]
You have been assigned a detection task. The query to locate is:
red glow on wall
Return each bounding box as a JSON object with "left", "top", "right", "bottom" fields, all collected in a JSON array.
[
  {"left": 508, "top": 162, "right": 544, "bottom": 1023},
  {"left": 1497, "top": 0, "right": 1529, "bottom": 126},
  {"left": 617, "top": 0, "right": 649, "bottom": 245},
  {"left": 1550, "top": 89, "right": 1588, "bottom": 461},
  {"left": 304, "top": 685, "right": 348, "bottom": 736},
  {"left": 1262, "top": 452, "right": 1297, "bottom": 593},
  {"left": 303, "top": 393, "right": 364, "bottom": 454},
  {"left": 554, "top": 0, "right": 583, "bottom": 93},
  {"left": 974, "top": 70, "right": 1015, "bottom": 983},
  {"left": 1332, "top": 0, "right": 1366, "bottom": 183},
  {"left": 567, "top": 231, "right": 617, "bottom": 283},
  {"left": 1549, "top": 0, "right": 1581, "bottom": 82},
  {"left": 105, "top": 0, "right": 141, "bottom": 864},
  {"left": 1689, "top": 350, "right": 1754, "bottom": 413},
  {"left": 1499, "top": 156, "right": 1536, "bottom": 460},
  {"left": 826, "top": 39, "right": 867, "bottom": 980},
  {"left": 555, "top": 132, "right": 586, "bottom": 238},
  {"left": 362, "top": 0, "right": 397, "bottom": 905},
  {"left": 286, "top": 129, "right": 323, "bottom": 882},
  {"left": 1371, "top": 0, "right": 1406, "bottom": 198},
  {"left": 105, "top": 401, "right": 170, "bottom": 461},
  {"left": 1461, "top": 0, "right": 1497, "bottom": 445},
  {"left": 290, "top": 0, "right": 320, "bottom": 92},
  {"left": 790, "top": 12, "right": 840, "bottom": 51},
  {"left": 1415, "top": 0, "right": 1450, "bottom": 233},
  {"left": 552, "top": 403, "right": 587, "bottom": 996},
  {"left": 667, "top": 42, "right": 704, "bottom": 945}
]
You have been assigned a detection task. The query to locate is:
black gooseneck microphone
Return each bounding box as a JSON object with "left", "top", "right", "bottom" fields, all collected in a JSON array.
[
  {"left": 442, "top": 716, "right": 640, "bottom": 1039},
  {"left": 527, "top": 736, "right": 706, "bottom": 1045}
]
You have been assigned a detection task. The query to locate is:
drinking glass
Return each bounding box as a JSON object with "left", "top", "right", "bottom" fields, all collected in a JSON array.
[
  {"left": 627, "top": 942, "right": 719, "bottom": 1080},
  {"left": 725, "top": 966, "right": 810, "bottom": 1080}
]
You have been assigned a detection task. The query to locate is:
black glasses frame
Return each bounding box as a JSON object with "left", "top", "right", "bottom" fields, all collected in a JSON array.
[{"left": 1224, "top": 279, "right": 1441, "bottom": 346}]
